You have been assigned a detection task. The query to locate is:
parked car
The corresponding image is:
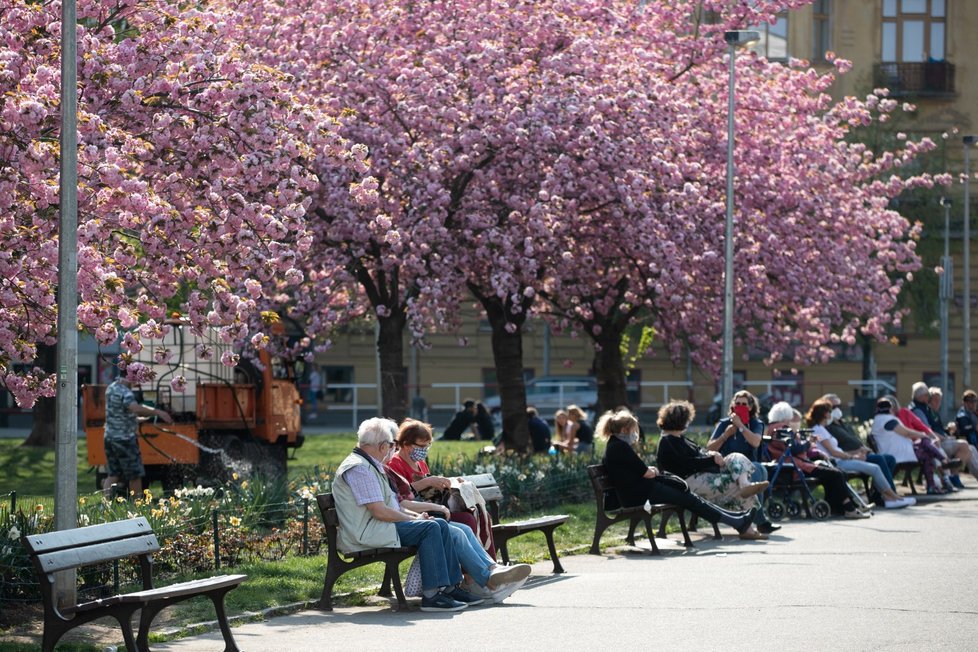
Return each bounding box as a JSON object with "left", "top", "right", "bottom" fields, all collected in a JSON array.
[{"left": 483, "top": 375, "right": 598, "bottom": 424}]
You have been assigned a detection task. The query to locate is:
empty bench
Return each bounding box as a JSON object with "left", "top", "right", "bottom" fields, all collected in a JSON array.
[
  {"left": 586, "top": 464, "right": 716, "bottom": 555},
  {"left": 21, "top": 517, "right": 245, "bottom": 652}
]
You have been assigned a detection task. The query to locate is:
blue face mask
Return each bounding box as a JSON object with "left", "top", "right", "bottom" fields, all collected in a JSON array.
[{"left": 409, "top": 446, "right": 429, "bottom": 462}]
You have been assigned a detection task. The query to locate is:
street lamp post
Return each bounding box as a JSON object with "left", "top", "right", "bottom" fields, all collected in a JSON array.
[
  {"left": 940, "top": 197, "right": 952, "bottom": 421},
  {"left": 721, "top": 30, "right": 759, "bottom": 407},
  {"left": 965, "top": 136, "right": 977, "bottom": 390}
]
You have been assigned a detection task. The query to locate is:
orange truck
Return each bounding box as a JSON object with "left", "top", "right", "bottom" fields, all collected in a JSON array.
[{"left": 84, "top": 323, "right": 303, "bottom": 489}]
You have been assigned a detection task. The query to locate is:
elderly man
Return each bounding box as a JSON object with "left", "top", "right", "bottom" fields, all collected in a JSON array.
[
  {"left": 333, "top": 418, "right": 530, "bottom": 612},
  {"left": 917, "top": 385, "right": 978, "bottom": 485}
]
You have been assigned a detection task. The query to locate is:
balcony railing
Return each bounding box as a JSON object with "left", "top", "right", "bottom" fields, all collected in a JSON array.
[{"left": 873, "top": 61, "right": 956, "bottom": 98}]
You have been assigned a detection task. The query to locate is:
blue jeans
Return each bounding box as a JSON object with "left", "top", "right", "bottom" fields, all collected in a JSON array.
[
  {"left": 836, "top": 458, "right": 894, "bottom": 493},
  {"left": 446, "top": 521, "right": 494, "bottom": 586},
  {"left": 866, "top": 453, "right": 896, "bottom": 490},
  {"left": 750, "top": 461, "right": 770, "bottom": 524},
  {"left": 395, "top": 519, "right": 462, "bottom": 591}
]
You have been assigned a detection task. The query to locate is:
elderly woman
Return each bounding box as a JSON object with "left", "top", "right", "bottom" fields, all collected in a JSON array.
[
  {"left": 766, "top": 402, "right": 868, "bottom": 518},
  {"left": 599, "top": 407, "right": 760, "bottom": 540},
  {"left": 655, "top": 400, "right": 768, "bottom": 539},
  {"left": 807, "top": 399, "right": 914, "bottom": 509},
  {"left": 386, "top": 419, "right": 495, "bottom": 558}
]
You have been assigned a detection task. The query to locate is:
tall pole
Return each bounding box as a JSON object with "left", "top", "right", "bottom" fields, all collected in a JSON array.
[
  {"left": 721, "top": 38, "right": 736, "bottom": 408},
  {"left": 940, "top": 197, "right": 952, "bottom": 421},
  {"left": 55, "top": 0, "right": 79, "bottom": 608},
  {"left": 721, "top": 31, "right": 757, "bottom": 406},
  {"left": 964, "top": 136, "right": 976, "bottom": 390}
]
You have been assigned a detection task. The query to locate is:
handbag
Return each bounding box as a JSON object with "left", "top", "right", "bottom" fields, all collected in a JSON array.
[{"left": 654, "top": 471, "right": 689, "bottom": 493}]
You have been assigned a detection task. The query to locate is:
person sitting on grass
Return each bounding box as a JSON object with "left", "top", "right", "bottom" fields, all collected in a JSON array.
[
  {"left": 333, "top": 418, "right": 530, "bottom": 611},
  {"left": 599, "top": 407, "right": 761, "bottom": 541},
  {"left": 655, "top": 400, "right": 769, "bottom": 540}
]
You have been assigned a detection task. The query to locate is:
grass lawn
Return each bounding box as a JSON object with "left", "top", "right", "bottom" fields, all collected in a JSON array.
[{"left": 0, "top": 430, "right": 490, "bottom": 501}]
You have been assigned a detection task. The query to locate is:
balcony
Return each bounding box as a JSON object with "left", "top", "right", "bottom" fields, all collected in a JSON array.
[{"left": 873, "top": 61, "right": 956, "bottom": 98}]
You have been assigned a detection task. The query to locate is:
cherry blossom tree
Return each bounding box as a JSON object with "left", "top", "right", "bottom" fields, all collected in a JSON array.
[
  {"left": 2, "top": 0, "right": 358, "bottom": 443},
  {"left": 231, "top": 0, "right": 820, "bottom": 446},
  {"left": 540, "top": 51, "right": 948, "bottom": 414}
]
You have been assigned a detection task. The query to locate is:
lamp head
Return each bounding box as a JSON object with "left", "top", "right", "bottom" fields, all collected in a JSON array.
[
  {"left": 724, "top": 30, "right": 761, "bottom": 46},
  {"left": 965, "top": 135, "right": 978, "bottom": 146},
  {"left": 941, "top": 197, "right": 952, "bottom": 207}
]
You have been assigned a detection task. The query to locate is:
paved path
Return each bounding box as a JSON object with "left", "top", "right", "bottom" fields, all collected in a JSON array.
[{"left": 157, "top": 484, "right": 978, "bottom": 652}]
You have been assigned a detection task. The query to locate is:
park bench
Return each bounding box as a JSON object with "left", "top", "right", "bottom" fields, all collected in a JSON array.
[
  {"left": 866, "top": 434, "right": 960, "bottom": 496},
  {"left": 459, "top": 472, "right": 569, "bottom": 574},
  {"left": 315, "top": 492, "right": 416, "bottom": 611},
  {"left": 586, "top": 464, "right": 717, "bottom": 555},
  {"left": 21, "top": 517, "right": 245, "bottom": 652},
  {"left": 316, "top": 473, "right": 568, "bottom": 610}
]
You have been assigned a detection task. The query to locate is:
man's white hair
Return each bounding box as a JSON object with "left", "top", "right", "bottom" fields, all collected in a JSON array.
[
  {"left": 911, "top": 381, "right": 929, "bottom": 400},
  {"left": 928, "top": 386, "right": 943, "bottom": 397},
  {"left": 357, "top": 417, "right": 398, "bottom": 447}
]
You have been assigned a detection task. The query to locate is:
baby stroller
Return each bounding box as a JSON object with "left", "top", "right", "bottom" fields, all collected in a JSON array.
[{"left": 761, "top": 427, "right": 831, "bottom": 521}]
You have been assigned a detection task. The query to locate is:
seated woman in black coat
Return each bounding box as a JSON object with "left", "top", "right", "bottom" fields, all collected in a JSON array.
[{"left": 599, "top": 408, "right": 759, "bottom": 540}]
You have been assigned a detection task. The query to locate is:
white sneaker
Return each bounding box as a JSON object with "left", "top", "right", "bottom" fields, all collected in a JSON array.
[
  {"left": 883, "top": 499, "right": 908, "bottom": 509},
  {"left": 903, "top": 496, "right": 917, "bottom": 506},
  {"left": 486, "top": 563, "right": 531, "bottom": 589},
  {"left": 488, "top": 577, "right": 528, "bottom": 603}
]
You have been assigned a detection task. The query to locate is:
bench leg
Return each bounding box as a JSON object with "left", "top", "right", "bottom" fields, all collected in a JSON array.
[
  {"left": 590, "top": 518, "right": 610, "bottom": 555},
  {"left": 541, "top": 526, "right": 566, "bottom": 573},
  {"left": 676, "top": 510, "right": 694, "bottom": 547},
  {"left": 210, "top": 587, "right": 242, "bottom": 652},
  {"left": 379, "top": 566, "right": 393, "bottom": 597},
  {"left": 497, "top": 538, "right": 512, "bottom": 566},
  {"left": 319, "top": 565, "right": 343, "bottom": 611},
  {"left": 114, "top": 610, "right": 142, "bottom": 652},
  {"left": 385, "top": 561, "right": 408, "bottom": 610},
  {"left": 641, "top": 515, "right": 660, "bottom": 556}
]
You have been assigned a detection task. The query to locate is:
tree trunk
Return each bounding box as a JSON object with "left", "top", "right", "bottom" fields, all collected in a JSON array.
[
  {"left": 592, "top": 325, "right": 629, "bottom": 416},
  {"left": 376, "top": 309, "right": 408, "bottom": 422},
  {"left": 22, "top": 344, "right": 57, "bottom": 447},
  {"left": 860, "top": 333, "right": 877, "bottom": 398},
  {"left": 473, "top": 290, "right": 530, "bottom": 453}
]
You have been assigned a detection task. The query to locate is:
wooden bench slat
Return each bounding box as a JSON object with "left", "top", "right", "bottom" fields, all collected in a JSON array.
[
  {"left": 116, "top": 574, "right": 247, "bottom": 603},
  {"left": 493, "top": 515, "right": 569, "bottom": 534},
  {"left": 477, "top": 486, "right": 504, "bottom": 503},
  {"left": 35, "top": 534, "right": 160, "bottom": 574},
  {"left": 22, "top": 517, "right": 154, "bottom": 554}
]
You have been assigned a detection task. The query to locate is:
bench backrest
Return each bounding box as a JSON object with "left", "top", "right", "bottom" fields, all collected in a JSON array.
[
  {"left": 457, "top": 473, "right": 502, "bottom": 523},
  {"left": 586, "top": 464, "right": 619, "bottom": 512},
  {"left": 22, "top": 517, "right": 160, "bottom": 576},
  {"left": 316, "top": 493, "right": 349, "bottom": 560}
]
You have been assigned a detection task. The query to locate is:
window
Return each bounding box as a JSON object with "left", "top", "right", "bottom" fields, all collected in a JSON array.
[
  {"left": 323, "top": 365, "right": 354, "bottom": 402},
  {"left": 881, "top": 0, "right": 946, "bottom": 62},
  {"left": 812, "top": 0, "right": 831, "bottom": 61},
  {"left": 749, "top": 12, "right": 789, "bottom": 60}
]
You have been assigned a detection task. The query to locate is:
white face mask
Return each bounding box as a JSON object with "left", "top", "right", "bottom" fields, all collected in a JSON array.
[
  {"left": 617, "top": 431, "right": 639, "bottom": 445},
  {"left": 831, "top": 407, "right": 843, "bottom": 421}
]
